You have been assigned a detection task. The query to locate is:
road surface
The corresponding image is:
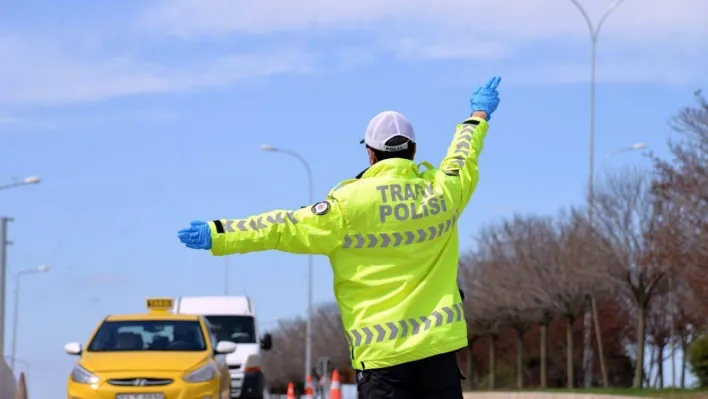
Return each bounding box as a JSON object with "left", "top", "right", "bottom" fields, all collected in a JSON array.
[{"left": 463, "top": 393, "right": 657, "bottom": 399}]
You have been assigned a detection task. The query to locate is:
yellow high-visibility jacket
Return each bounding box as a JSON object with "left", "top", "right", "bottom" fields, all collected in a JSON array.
[{"left": 208, "top": 117, "right": 488, "bottom": 369}]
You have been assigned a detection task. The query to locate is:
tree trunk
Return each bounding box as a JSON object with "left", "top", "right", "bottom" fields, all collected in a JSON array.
[
  {"left": 647, "top": 345, "right": 656, "bottom": 387},
  {"left": 540, "top": 321, "right": 549, "bottom": 388},
  {"left": 582, "top": 296, "right": 593, "bottom": 388},
  {"left": 516, "top": 328, "right": 524, "bottom": 389},
  {"left": 488, "top": 334, "right": 497, "bottom": 390},
  {"left": 680, "top": 337, "right": 687, "bottom": 389},
  {"left": 591, "top": 296, "right": 609, "bottom": 387},
  {"left": 466, "top": 338, "right": 476, "bottom": 390},
  {"left": 633, "top": 304, "right": 647, "bottom": 388},
  {"left": 657, "top": 343, "right": 665, "bottom": 389},
  {"left": 566, "top": 315, "right": 575, "bottom": 389}
]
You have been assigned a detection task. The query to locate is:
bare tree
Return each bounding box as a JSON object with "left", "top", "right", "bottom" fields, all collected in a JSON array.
[
  {"left": 459, "top": 254, "right": 505, "bottom": 390},
  {"left": 647, "top": 292, "right": 672, "bottom": 389},
  {"left": 495, "top": 215, "right": 561, "bottom": 389},
  {"left": 458, "top": 255, "right": 487, "bottom": 389},
  {"left": 548, "top": 209, "right": 608, "bottom": 389},
  {"left": 262, "top": 302, "right": 352, "bottom": 390},
  {"left": 475, "top": 221, "right": 535, "bottom": 389},
  {"left": 263, "top": 317, "right": 307, "bottom": 389},
  {"left": 313, "top": 303, "right": 351, "bottom": 380},
  {"left": 591, "top": 167, "right": 668, "bottom": 388},
  {"left": 653, "top": 91, "right": 708, "bottom": 309}
]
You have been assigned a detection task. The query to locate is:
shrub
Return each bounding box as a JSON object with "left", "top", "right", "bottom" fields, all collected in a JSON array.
[{"left": 687, "top": 333, "right": 708, "bottom": 387}]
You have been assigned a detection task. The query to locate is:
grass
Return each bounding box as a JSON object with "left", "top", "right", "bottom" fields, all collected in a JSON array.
[{"left": 468, "top": 388, "right": 708, "bottom": 398}]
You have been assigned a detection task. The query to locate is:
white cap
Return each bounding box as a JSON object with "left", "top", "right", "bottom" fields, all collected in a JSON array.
[{"left": 360, "top": 111, "right": 416, "bottom": 152}]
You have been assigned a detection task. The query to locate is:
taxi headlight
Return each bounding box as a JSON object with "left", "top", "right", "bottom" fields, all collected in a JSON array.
[
  {"left": 183, "top": 363, "right": 216, "bottom": 383},
  {"left": 71, "top": 365, "right": 99, "bottom": 384}
]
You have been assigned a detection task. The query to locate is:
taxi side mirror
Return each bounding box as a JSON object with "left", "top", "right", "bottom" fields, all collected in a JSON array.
[
  {"left": 64, "top": 342, "right": 82, "bottom": 355},
  {"left": 215, "top": 341, "right": 237, "bottom": 355},
  {"left": 260, "top": 333, "right": 272, "bottom": 351}
]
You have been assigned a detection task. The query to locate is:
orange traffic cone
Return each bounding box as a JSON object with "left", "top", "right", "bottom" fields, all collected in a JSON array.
[
  {"left": 329, "top": 369, "right": 342, "bottom": 399},
  {"left": 15, "top": 372, "right": 28, "bottom": 399},
  {"left": 286, "top": 382, "right": 295, "bottom": 399},
  {"left": 304, "top": 374, "right": 314, "bottom": 399}
]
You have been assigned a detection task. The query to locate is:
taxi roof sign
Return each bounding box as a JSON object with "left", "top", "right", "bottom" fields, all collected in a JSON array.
[{"left": 146, "top": 297, "right": 173, "bottom": 312}]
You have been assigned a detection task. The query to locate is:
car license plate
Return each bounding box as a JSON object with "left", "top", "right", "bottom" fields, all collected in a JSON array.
[{"left": 116, "top": 394, "right": 164, "bottom": 399}]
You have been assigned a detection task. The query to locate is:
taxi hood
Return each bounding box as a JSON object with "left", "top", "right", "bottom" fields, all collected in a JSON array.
[{"left": 80, "top": 351, "right": 210, "bottom": 373}]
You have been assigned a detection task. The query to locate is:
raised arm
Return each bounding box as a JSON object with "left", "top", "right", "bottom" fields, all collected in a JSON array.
[
  {"left": 178, "top": 198, "right": 346, "bottom": 256},
  {"left": 439, "top": 114, "right": 489, "bottom": 210},
  {"left": 438, "top": 76, "right": 501, "bottom": 211}
]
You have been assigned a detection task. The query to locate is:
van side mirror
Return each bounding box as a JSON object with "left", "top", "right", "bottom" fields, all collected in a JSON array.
[
  {"left": 215, "top": 341, "right": 237, "bottom": 354},
  {"left": 260, "top": 333, "right": 272, "bottom": 351}
]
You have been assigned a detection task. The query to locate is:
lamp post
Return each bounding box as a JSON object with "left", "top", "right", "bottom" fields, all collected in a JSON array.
[
  {"left": 597, "top": 142, "right": 647, "bottom": 172},
  {"left": 0, "top": 176, "right": 41, "bottom": 192},
  {"left": 0, "top": 216, "right": 12, "bottom": 358},
  {"left": 10, "top": 265, "right": 50, "bottom": 370},
  {"left": 260, "top": 144, "right": 314, "bottom": 381},
  {"left": 569, "top": 0, "right": 629, "bottom": 388},
  {"left": 0, "top": 175, "right": 40, "bottom": 356},
  {"left": 589, "top": 142, "right": 646, "bottom": 388}
]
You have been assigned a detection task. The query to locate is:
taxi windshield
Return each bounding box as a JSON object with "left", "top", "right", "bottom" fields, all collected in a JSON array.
[
  {"left": 87, "top": 320, "right": 207, "bottom": 352},
  {"left": 204, "top": 315, "right": 256, "bottom": 344}
]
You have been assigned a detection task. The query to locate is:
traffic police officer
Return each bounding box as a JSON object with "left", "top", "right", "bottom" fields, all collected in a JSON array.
[{"left": 178, "top": 76, "right": 502, "bottom": 398}]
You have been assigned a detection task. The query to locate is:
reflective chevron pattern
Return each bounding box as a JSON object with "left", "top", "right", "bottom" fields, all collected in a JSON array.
[
  {"left": 342, "top": 213, "right": 457, "bottom": 249},
  {"left": 346, "top": 303, "right": 464, "bottom": 347},
  {"left": 220, "top": 211, "right": 299, "bottom": 232},
  {"left": 444, "top": 123, "right": 476, "bottom": 174}
]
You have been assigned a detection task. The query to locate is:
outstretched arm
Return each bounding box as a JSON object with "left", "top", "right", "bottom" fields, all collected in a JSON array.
[{"left": 178, "top": 199, "right": 346, "bottom": 256}]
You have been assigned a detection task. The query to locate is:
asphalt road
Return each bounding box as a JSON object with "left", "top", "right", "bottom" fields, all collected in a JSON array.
[{"left": 462, "top": 393, "right": 656, "bottom": 399}]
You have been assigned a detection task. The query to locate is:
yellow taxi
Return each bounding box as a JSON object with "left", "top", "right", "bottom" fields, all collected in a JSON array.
[{"left": 65, "top": 298, "right": 236, "bottom": 399}]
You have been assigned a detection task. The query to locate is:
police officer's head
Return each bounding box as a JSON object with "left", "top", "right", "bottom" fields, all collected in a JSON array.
[{"left": 360, "top": 111, "right": 417, "bottom": 166}]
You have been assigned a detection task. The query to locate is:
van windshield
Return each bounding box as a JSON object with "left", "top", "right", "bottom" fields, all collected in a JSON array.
[{"left": 205, "top": 315, "right": 257, "bottom": 344}]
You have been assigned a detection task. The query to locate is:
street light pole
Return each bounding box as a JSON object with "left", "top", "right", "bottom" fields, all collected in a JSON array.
[
  {"left": 569, "top": 0, "right": 628, "bottom": 388},
  {"left": 0, "top": 216, "right": 12, "bottom": 358},
  {"left": 10, "top": 265, "right": 49, "bottom": 370},
  {"left": 260, "top": 145, "right": 314, "bottom": 382},
  {"left": 0, "top": 176, "right": 40, "bottom": 358},
  {"left": 588, "top": 142, "right": 646, "bottom": 389}
]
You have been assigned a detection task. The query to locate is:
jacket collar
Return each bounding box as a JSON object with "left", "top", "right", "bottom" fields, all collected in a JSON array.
[{"left": 355, "top": 159, "right": 418, "bottom": 179}]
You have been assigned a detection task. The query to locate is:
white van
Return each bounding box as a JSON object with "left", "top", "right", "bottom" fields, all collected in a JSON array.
[{"left": 174, "top": 296, "right": 272, "bottom": 399}]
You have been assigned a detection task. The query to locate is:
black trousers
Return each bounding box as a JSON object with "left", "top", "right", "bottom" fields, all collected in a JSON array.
[{"left": 356, "top": 350, "right": 464, "bottom": 399}]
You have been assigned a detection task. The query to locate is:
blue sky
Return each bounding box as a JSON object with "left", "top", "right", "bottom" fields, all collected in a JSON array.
[{"left": 1, "top": 0, "right": 706, "bottom": 396}]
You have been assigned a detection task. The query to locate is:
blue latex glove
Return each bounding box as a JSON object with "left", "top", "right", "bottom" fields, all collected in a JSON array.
[
  {"left": 470, "top": 76, "right": 502, "bottom": 121},
  {"left": 177, "top": 220, "right": 212, "bottom": 250}
]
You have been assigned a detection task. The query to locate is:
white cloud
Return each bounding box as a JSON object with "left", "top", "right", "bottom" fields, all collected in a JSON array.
[
  {"left": 389, "top": 37, "right": 512, "bottom": 61},
  {"left": 0, "top": 109, "right": 179, "bottom": 132},
  {"left": 141, "top": 0, "right": 708, "bottom": 46},
  {"left": 0, "top": 36, "right": 314, "bottom": 105},
  {"left": 504, "top": 60, "right": 704, "bottom": 86},
  {"left": 1, "top": 0, "right": 705, "bottom": 107},
  {"left": 137, "top": 0, "right": 708, "bottom": 86}
]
